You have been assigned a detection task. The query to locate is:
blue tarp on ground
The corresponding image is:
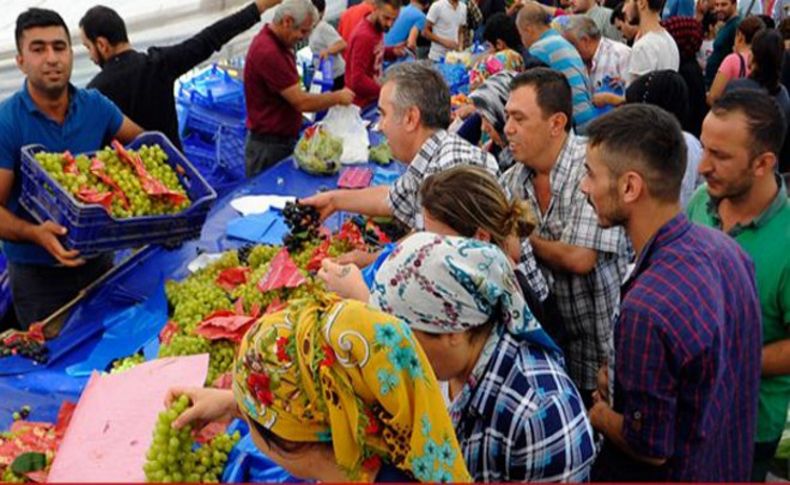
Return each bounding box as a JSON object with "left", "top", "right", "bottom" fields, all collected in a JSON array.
[{"left": 0, "top": 150, "right": 403, "bottom": 480}]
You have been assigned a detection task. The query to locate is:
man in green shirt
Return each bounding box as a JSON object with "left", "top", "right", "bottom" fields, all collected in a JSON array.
[{"left": 688, "top": 90, "right": 790, "bottom": 481}]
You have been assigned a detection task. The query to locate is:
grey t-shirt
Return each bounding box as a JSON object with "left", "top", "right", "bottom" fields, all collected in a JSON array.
[{"left": 308, "top": 21, "right": 346, "bottom": 80}]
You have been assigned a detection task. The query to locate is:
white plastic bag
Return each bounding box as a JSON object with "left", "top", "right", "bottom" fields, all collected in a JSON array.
[{"left": 321, "top": 105, "right": 370, "bottom": 165}]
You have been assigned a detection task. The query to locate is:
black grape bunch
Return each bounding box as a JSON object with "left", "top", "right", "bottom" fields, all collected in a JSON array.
[{"left": 281, "top": 201, "right": 321, "bottom": 253}]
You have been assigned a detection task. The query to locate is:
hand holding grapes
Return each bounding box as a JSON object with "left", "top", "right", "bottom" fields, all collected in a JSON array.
[
  {"left": 31, "top": 221, "right": 85, "bottom": 267},
  {"left": 165, "top": 387, "right": 238, "bottom": 430},
  {"left": 300, "top": 191, "right": 337, "bottom": 221}
]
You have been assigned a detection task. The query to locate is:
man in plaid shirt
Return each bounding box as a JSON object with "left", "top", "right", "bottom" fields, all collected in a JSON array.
[
  {"left": 581, "top": 105, "right": 761, "bottom": 481},
  {"left": 304, "top": 61, "right": 550, "bottom": 300},
  {"left": 501, "top": 67, "right": 629, "bottom": 403}
]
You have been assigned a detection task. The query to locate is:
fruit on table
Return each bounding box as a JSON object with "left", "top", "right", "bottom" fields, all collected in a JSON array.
[{"left": 294, "top": 126, "right": 343, "bottom": 175}]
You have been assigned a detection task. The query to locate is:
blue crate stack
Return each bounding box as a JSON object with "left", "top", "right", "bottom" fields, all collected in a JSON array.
[{"left": 178, "top": 65, "right": 248, "bottom": 195}]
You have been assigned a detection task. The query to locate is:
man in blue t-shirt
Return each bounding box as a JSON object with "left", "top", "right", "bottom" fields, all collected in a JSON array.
[
  {"left": 384, "top": 0, "right": 428, "bottom": 51},
  {"left": 0, "top": 8, "right": 142, "bottom": 328}
]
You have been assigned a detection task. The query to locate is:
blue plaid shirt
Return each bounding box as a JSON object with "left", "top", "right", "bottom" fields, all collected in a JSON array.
[{"left": 455, "top": 332, "right": 596, "bottom": 482}]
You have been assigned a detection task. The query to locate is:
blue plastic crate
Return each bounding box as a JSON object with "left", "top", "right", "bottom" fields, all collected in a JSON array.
[
  {"left": 182, "top": 133, "right": 221, "bottom": 181},
  {"left": 216, "top": 124, "right": 246, "bottom": 180},
  {"left": 184, "top": 103, "right": 246, "bottom": 139},
  {"left": 178, "top": 65, "right": 246, "bottom": 117},
  {"left": 18, "top": 132, "right": 217, "bottom": 255}
]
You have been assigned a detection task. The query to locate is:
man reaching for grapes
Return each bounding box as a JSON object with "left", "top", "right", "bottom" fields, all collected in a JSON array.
[
  {"left": 302, "top": 61, "right": 500, "bottom": 254},
  {"left": 0, "top": 8, "right": 143, "bottom": 329},
  {"left": 79, "top": 0, "right": 283, "bottom": 151}
]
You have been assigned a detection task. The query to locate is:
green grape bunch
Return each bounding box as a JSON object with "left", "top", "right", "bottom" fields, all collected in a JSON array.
[
  {"left": 143, "top": 395, "right": 240, "bottom": 483},
  {"left": 110, "top": 353, "right": 146, "bottom": 374},
  {"left": 34, "top": 143, "right": 191, "bottom": 219}
]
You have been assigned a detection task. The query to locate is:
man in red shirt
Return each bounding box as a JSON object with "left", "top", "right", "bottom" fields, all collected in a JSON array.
[
  {"left": 244, "top": 0, "right": 354, "bottom": 177},
  {"left": 346, "top": 0, "right": 404, "bottom": 107},
  {"left": 338, "top": 0, "right": 375, "bottom": 42}
]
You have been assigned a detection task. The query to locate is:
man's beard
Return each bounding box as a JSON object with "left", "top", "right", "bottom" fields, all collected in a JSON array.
[
  {"left": 376, "top": 19, "right": 390, "bottom": 33},
  {"left": 587, "top": 186, "right": 628, "bottom": 229},
  {"left": 706, "top": 172, "right": 754, "bottom": 202},
  {"left": 31, "top": 73, "right": 70, "bottom": 100}
]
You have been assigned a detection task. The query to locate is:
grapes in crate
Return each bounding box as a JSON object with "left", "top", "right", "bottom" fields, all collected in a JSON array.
[{"left": 34, "top": 143, "right": 191, "bottom": 219}]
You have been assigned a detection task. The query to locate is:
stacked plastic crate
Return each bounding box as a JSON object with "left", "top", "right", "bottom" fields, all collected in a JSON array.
[{"left": 178, "top": 65, "right": 248, "bottom": 195}]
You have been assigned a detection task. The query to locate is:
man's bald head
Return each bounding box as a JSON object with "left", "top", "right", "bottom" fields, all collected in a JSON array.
[
  {"left": 516, "top": 2, "right": 551, "bottom": 47},
  {"left": 517, "top": 2, "right": 551, "bottom": 29}
]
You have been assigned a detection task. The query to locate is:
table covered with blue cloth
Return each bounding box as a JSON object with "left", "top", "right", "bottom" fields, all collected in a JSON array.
[{"left": 0, "top": 143, "right": 404, "bottom": 481}]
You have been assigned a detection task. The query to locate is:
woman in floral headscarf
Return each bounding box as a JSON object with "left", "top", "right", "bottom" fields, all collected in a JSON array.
[
  {"left": 456, "top": 49, "right": 545, "bottom": 171},
  {"left": 321, "top": 232, "right": 596, "bottom": 482},
  {"left": 167, "top": 296, "right": 471, "bottom": 483}
]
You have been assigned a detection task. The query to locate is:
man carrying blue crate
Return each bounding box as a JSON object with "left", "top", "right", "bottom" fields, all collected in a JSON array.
[
  {"left": 0, "top": 8, "right": 143, "bottom": 329},
  {"left": 79, "top": 0, "right": 283, "bottom": 151}
]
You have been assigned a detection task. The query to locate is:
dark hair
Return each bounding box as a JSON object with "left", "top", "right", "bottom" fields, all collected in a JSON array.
[
  {"left": 646, "top": 0, "right": 665, "bottom": 13},
  {"left": 510, "top": 68, "right": 573, "bottom": 132},
  {"left": 420, "top": 165, "right": 536, "bottom": 249},
  {"left": 711, "top": 89, "right": 787, "bottom": 157},
  {"left": 757, "top": 14, "right": 775, "bottom": 29},
  {"left": 79, "top": 6, "right": 129, "bottom": 46},
  {"left": 249, "top": 416, "right": 317, "bottom": 454},
  {"left": 15, "top": 8, "right": 70, "bottom": 53},
  {"left": 375, "top": 0, "right": 404, "bottom": 8},
  {"left": 738, "top": 15, "right": 767, "bottom": 44},
  {"left": 626, "top": 70, "right": 690, "bottom": 127},
  {"left": 483, "top": 13, "right": 523, "bottom": 51},
  {"left": 311, "top": 0, "right": 327, "bottom": 14},
  {"left": 701, "top": 10, "right": 717, "bottom": 35},
  {"left": 779, "top": 17, "right": 790, "bottom": 40},
  {"left": 586, "top": 104, "right": 687, "bottom": 203},
  {"left": 610, "top": 2, "right": 626, "bottom": 23},
  {"left": 750, "top": 28, "right": 784, "bottom": 94}
]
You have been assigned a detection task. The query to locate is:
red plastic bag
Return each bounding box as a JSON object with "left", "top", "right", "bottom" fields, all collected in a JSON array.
[
  {"left": 61, "top": 151, "right": 78, "bottom": 175},
  {"left": 112, "top": 140, "right": 187, "bottom": 206},
  {"left": 257, "top": 249, "right": 306, "bottom": 292},
  {"left": 215, "top": 267, "right": 250, "bottom": 291},
  {"left": 90, "top": 157, "right": 130, "bottom": 210},
  {"left": 158, "top": 320, "right": 179, "bottom": 346},
  {"left": 306, "top": 239, "right": 331, "bottom": 273},
  {"left": 194, "top": 309, "right": 256, "bottom": 343},
  {"left": 75, "top": 187, "right": 113, "bottom": 211}
]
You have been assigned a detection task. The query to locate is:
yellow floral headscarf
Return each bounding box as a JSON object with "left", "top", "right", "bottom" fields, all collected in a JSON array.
[{"left": 233, "top": 296, "right": 471, "bottom": 483}]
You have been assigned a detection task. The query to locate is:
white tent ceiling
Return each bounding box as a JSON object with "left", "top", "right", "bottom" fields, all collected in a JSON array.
[{"left": 0, "top": 0, "right": 345, "bottom": 101}]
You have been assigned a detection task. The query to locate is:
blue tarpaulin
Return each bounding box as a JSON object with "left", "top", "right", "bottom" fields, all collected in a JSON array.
[{"left": 0, "top": 150, "right": 404, "bottom": 480}]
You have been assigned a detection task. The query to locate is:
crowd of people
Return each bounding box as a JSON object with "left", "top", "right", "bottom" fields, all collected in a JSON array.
[{"left": 0, "top": 0, "right": 788, "bottom": 482}]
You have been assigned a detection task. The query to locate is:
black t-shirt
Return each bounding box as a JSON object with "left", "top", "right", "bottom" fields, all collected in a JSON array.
[{"left": 87, "top": 2, "right": 261, "bottom": 149}]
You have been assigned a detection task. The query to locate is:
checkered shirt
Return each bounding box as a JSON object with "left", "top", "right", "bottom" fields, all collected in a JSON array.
[
  {"left": 500, "top": 133, "right": 630, "bottom": 390},
  {"left": 456, "top": 331, "right": 597, "bottom": 482},
  {"left": 388, "top": 129, "right": 500, "bottom": 229}
]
